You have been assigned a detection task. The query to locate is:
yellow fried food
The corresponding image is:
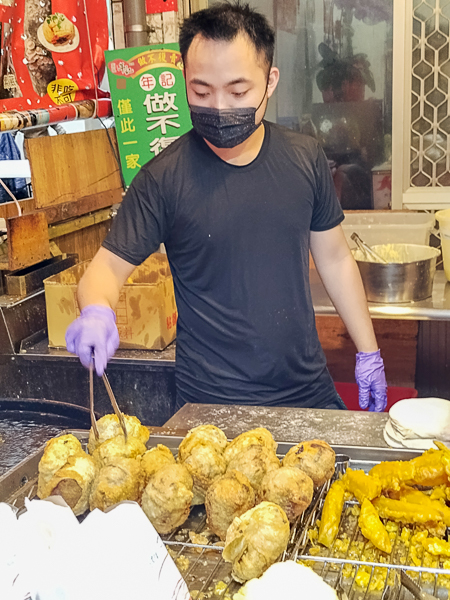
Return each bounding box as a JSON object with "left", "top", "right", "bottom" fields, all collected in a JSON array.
[
  {"left": 92, "top": 435, "right": 147, "bottom": 467},
  {"left": 43, "top": 453, "right": 97, "bottom": 515},
  {"left": 260, "top": 466, "right": 313, "bottom": 523},
  {"left": 341, "top": 468, "right": 382, "bottom": 504},
  {"left": 37, "top": 434, "right": 84, "bottom": 498},
  {"left": 141, "top": 444, "right": 175, "bottom": 486},
  {"left": 318, "top": 480, "right": 345, "bottom": 548},
  {"left": 223, "top": 428, "right": 277, "bottom": 465},
  {"left": 177, "top": 424, "right": 228, "bottom": 462},
  {"left": 89, "top": 457, "right": 143, "bottom": 511},
  {"left": 141, "top": 463, "right": 193, "bottom": 534},
  {"left": 87, "top": 414, "right": 150, "bottom": 454},
  {"left": 283, "top": 440, "right": 335, "bottom": 488},
  {"left": 358, "top": 498, "right": 392, "bottom": 554},
  {"left": 372, "top": 497, "right": 443, "bottom": 525},
  {"left": 393, "top": 486, "right": 450, "bottom": 526},
  {"left": 205, "top": 470, "right": 256, "bottom": 540},
  {"left": 369, "top": 460, "right": 415, "bottom": 492},
  {"left": 422, "top": 537, "right": 450, "bottom": 557},
  {"left": 410, "top": 449, "right": 448, "bottom": 487},
  {"left": 181, "top": 442, "right": 227, "bottom": 505},
  {"left": 223, "top": 501, "right": 290, "bottom": 583},
  {"left": 227, "top": 444, "right": 280, "bottom": 498}
]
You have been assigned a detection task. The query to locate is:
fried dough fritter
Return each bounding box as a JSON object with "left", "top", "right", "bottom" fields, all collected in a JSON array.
[
  {"left": 141, "top": 444, "right": 176, "bottom": 486},
  {"left": 87, "top": 414, "right": 150, "bottom": 454},
  {"left": 226, "top": 444, "right": 280, "bottom": 499},
  {"left": 181, "top": 443, "right": 227, "bottom": 505},
  {"left": 92, "top": 435, "right": 147, "bottom": 467},
  {"left": 223, "top": 501, "right": 290, "bottom": 582},
  {"left": 89, "top": 457, "right": 143, "bottom": 512},
  {"left": 205, "top": 469, "right": 256, "bottom": 541},
  {"left": 260, "top": 466, "right": 314, "bottom": 523},
  {"left": 141, "top": 463, "right": 193, "bottom": 534},
  {"left": 177, "top": 424, "right": 228, "bottom": 463},
  {"left": 37, "top": 434, "right": 84, "bottom": 498},
  {"left": 282, "top": 439, "right": 335, "bottom": 487},
  {"left": 223, "top": 428, "right": 277, "bottom": 465},
  {"left": 44, "top": 453, "right": 97, "bottom": 515}
]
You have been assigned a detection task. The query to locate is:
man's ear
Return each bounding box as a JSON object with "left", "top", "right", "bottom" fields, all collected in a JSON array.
[{"left": 267, "top": 67, "right": 280, "bottom": 99}]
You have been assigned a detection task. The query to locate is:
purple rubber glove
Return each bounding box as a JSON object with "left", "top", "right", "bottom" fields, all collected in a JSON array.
[
  {"left": 355, "top": 349, "right": 387, "bottom": 412},
  {"left": 65, "top": 305, "right": 119, "bottom": 376}
]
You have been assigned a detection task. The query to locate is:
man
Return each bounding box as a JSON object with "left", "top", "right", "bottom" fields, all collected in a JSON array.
[{"left": 66, "top": 2, "right": 387, "bottom": 412}]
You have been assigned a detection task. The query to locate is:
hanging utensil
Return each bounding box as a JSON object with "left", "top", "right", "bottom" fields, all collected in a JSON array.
[{"left": 351, "top": 232, "right": 388, "bottom": 264}]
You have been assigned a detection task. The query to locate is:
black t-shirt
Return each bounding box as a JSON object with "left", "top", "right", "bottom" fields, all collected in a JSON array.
[{"left": 103, "top": 121, "right": 344, "bottom": 408}]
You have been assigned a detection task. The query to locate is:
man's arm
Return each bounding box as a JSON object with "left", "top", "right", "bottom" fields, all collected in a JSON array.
[
  {"left": 77, "top": 247, "right": 136, "bottom": 310},
  {"left": 309, "top": 224, "right": 377, "bottom": 353}
]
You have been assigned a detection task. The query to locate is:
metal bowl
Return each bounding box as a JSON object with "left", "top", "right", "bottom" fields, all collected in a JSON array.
[{"left": 352, "top": 243, "right": 441, "bottom": 303}]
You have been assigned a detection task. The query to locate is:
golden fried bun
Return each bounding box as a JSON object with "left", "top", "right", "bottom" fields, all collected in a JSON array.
[
  {"left": 141, "top": 445, "right": 175, "bottom": 486},
  {"left": 37, "top": 434, "right": 83, "bottom": 498},
  {"left": 282, "top": 440, "right": 335, "bottom": 487},
  {"left": 226, "top": 445, "right": 280, "bottom": 498},
  {"left": 177, "top": 424, "right": 228, "bottom": 462},
  {"left": 141, "top": 463, "right": 193, "bottom": 534},
  {"left": 92, "top": 435, "right": 147, "bottom": 467},
  {"left": 223, "top": 428, "right": 277, "bottom": 465},
  {"left": 181, "top": 443, "right": 227, "bottom": 505},
  {"left": 89, "top": 457, "right": 143, "bottom": 511},
  {"left": 87, "top": 414, "right": 150, "bottom": 454},
  {"left": 205, "top": 470, "right": 256, "bottom": 541},
  {"left": 260, "top": 466, "right": 314, "bottom": 523},
  {"left": 223, "top": 501, "right": 290, "bottom": 583},
  {"left": 44, "top": 453, "right": 97, "bottom": 515}
]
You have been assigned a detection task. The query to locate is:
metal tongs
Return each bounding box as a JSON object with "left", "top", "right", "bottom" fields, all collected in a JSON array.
[
  {"left": 399, "top": 569, "right": 438, "bottom": 600},
  {"left": 89, "top": 352, "right": 128, "bottom": 442},
  {"left": 351, "top": 232, "right": 388, "bottom": 264}
]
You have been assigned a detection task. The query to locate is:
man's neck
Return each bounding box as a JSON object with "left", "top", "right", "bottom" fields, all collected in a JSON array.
[{"left": 204, "top": 122, "right": 266, "bottom": 166}]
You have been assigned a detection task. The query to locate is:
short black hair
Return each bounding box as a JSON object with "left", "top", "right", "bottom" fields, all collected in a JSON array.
[{"left": 179, "top": 2, "right": 275, "bottom": 72}]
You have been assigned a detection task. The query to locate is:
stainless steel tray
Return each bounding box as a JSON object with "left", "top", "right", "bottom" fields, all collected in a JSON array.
[{"left": 0, "top": 430, "right": 436, "bottom": 600}]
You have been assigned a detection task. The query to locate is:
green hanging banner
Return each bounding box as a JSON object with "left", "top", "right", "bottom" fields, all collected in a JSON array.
[{"left": 106, "top": 43, "right": 192, "bottom": 186}]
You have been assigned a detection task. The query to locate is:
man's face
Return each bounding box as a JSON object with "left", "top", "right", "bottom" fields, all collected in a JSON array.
[{"left": 184, "top": 33, "right": 279, "bottom": 125}]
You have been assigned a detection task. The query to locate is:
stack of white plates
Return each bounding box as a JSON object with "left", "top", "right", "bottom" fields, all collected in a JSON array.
[{"left": 383, "top": 397, "right": 450, "bottom": 450}]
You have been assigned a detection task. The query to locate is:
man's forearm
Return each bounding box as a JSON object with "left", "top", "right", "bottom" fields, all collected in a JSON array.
[
  {"left": 77, "top": 247, "right": 136, "bottom": 311},
  {"left": 316, "top": 254, "right": 378, "bottom": 353}
]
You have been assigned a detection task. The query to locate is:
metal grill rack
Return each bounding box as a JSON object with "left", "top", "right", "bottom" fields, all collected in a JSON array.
[{"left": 3, "top": 433, "right": 450, "bottom": 599}]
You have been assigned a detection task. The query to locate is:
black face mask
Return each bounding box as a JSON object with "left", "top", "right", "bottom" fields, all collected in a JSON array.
[{"left": 189, "top": 87, "right": 268, "bottom": 149}]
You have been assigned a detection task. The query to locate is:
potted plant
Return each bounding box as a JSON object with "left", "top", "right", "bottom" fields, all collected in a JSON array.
[{"left": 316, "top": 42, "right": 376, "bottom": 103}]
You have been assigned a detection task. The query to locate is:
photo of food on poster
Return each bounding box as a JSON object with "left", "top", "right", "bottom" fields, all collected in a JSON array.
[
  {"left": 106, "top": 43, "right": 192, "bottom": 187},
  {"left": 0, "top": 0, "right": 108, "bottom": 114}
]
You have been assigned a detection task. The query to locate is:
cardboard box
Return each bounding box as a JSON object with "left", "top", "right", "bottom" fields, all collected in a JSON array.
[{"left": 44, "top": 253, "right": 177, "bottom": 350}]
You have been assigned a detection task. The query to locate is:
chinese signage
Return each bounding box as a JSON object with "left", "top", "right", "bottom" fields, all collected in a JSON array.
[
  {"left": 106, "top": 44, "right": 192, "bottom": 187},
  {"left": 0, "top": 0, "right": 108, "bottom": 114}
]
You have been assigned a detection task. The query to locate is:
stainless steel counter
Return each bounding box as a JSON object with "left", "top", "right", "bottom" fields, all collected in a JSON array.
[
  {"left": 163, "top": 403, "right": 390, "bottom": 447},
  {"left": 312, "top": 268, "right": 450, "bottom": 320}
]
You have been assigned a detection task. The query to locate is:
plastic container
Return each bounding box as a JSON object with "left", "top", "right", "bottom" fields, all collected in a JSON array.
[
  {"left": 342, "top": 211, "right": 435, "bottom": 249},
  {"left": 435, "top": 209, "right": 450, "bottom": 281},
  {"left": 334, "top": 382, "right": 418, "bottom": 412}
]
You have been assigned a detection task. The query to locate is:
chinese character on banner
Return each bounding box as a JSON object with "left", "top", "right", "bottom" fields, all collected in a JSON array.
[
  {"left": 140, "top": 74, "right": 156, "bottom": 92},
  {"left": 106, "top": 43, "right": 192, "bottom": 186},
  {"left": 159, "top": 72, "right": 175, "bottom": 89},
  {"left": 150, "top": 136, "right": 180, "bottom": 156}
]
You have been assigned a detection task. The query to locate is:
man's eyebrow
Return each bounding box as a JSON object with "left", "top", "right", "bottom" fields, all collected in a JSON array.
[
  {"left": 190, "top": 78, "right": 212, "bottom": 87},
  {"left": 189, "top": 77, "right": 251, "bottom": 87}
]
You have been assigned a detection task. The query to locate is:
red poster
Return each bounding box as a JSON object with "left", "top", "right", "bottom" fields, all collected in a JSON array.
[{"left": 0, "top": 0, "right": 108, "bottom": 114}]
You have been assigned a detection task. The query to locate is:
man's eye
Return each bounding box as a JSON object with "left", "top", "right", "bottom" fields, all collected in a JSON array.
[
  {"left": 195, "top": 91, "right": 208, "bottom": 98},
  {"left": 232, "top": 91, "right": 248, "bottom": 98}
]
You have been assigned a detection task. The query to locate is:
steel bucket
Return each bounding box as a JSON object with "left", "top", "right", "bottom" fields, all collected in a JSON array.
[{"left": 351, "top": 243, "right": 440, "bottom": 303}]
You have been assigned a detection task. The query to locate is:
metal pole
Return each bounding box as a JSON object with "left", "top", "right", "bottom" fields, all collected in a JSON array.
[{"left": 123, "top": 0, "right": 149, "bottom": 47}]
